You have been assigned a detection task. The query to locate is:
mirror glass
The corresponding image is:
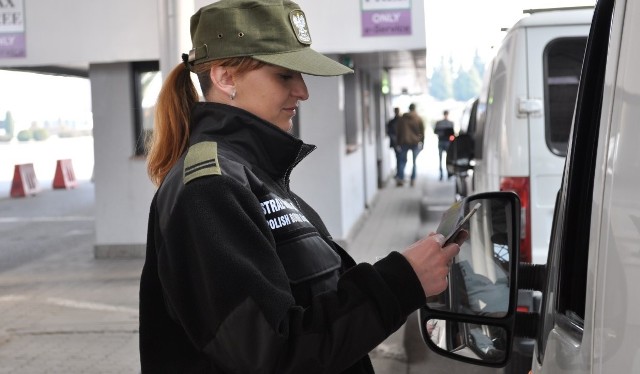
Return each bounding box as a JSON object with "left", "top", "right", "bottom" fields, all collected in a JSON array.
[
  {"left": 425, "top": 318, "right": 507, "bottom": 363},
  {"left": 427, "top": 196, "right": 514, "bottom": 317}
]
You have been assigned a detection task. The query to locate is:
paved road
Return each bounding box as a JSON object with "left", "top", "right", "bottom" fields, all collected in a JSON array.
[
  {"left": 0, "top": 182, "right": 141, "bottom": 373},
  {"left": 0, "top": 136, "right": 94, "bottom": 273},
  {"left": 0, "top": 183, "right": 94, "bottom": 273}
]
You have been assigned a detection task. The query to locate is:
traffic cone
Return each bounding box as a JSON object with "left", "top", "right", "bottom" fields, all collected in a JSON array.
[
  {"left": 52, "top": 159, "right": 78, "bottom": 189},
  {"left": 10, "top": 163, "right": 41, "bottom": 198}
]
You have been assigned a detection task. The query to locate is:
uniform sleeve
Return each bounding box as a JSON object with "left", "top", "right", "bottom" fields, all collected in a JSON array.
[{"left": 155, "top": 175, "right": 426, "bottom": 373}]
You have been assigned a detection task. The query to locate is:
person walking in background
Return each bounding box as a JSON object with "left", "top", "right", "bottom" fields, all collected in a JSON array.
[
  {"left": 433, "top": 110, "right": 455, "bottom": 181},
  {"left": 386, "top": 107, "right": 401, "bottom": 179},
  {"left": 139, "top": 1, "right": 462, "bottom": 373},
  {"left": 396, "top": 103, "right": 425, "bottom": 187}
]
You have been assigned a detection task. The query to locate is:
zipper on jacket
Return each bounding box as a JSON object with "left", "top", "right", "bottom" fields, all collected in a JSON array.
[{"left": 283, "top": 144, "right": 316, "bottom": 209}]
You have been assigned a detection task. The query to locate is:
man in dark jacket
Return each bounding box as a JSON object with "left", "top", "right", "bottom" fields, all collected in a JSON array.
[
  {"left": 386, "top": 107, "right": 402, "bottom": 180},
  {"left": 433, "top": 110, "right": 455, "bottom": 180},
  {"left": 396, "top": 103, "right": 425, "bottom": 187}
]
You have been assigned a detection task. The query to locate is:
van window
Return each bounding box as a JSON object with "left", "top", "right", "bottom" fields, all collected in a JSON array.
[
  {"left": 471, "top": 60, "right": 494, "bottom": 160},
  {"left": 543, "top": 37, "right": 588, "bottom": 156},
  {"left": 474, "top": 59, "right": 505, "bottom": 160},
  {"left": 132, "top": 61, "right": 161, "bottom": 156}
]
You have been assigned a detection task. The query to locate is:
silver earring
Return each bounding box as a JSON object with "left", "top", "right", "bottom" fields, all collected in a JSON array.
[{"left": 230, "top": 89, "right": 236, "bottom": 100}]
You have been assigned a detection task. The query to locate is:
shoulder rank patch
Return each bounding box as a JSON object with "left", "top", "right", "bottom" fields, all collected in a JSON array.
[{"left": 183, "top": 141, "right": 221, "bottom": 185}]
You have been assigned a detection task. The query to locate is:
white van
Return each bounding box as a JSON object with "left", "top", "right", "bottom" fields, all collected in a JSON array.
[
  {"left": 421, "top": 0, "right": 640, "bottom": 372},
  {"left": 470, "top": 7, "right": 592, "bottom": 265}
]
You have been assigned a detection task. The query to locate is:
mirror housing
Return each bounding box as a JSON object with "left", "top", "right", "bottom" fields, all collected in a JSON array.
[
  {"left": 446, "top": 134, "right": 475, "bottom": 175},
  {"left": 419, "top": 191, "right": 521, "bottom": 367}
]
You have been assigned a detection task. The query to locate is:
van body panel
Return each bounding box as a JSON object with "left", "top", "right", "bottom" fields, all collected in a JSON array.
[
  {"left": 594, "top": 1, "right": 640, "bottom": 371},
  {"left": 532, "top": 173, "right": 560, "bottom": 264},
  {"left": 540, "top": 327, "right": 587, "bottom": 373},
  {"left": 475, "top": 10, "right": 591, "bottom": 265},
  {"left": 589, "top": 2, "right": 624, "bottom": 373},
  {"left": 476, "top": 30, "right": 529, "bottom": 196},
  {"left": 498, "top": 29, "right": 529, "bottom": 179},
  {"left": 525, "top": 23, "right": 590, "bottom": 264},
  {"left": 513, "top": 8, "right": 596, "bottom": 29}
]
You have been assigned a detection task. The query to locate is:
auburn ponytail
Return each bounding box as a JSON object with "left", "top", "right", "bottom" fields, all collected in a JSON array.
[
  {"left": 146, "top": 64, "right": 199, "bottom": 186},
  {"left": 146, "top": 57, "right": 265, "bottom": 186}
]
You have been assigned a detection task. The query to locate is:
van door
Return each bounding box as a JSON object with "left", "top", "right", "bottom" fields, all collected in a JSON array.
[
  {"left": 524, "top": 24, "right": 589, "bottom": 264},
  {"left": 532, "top": 0, "right": 615, "bottom": 372}
]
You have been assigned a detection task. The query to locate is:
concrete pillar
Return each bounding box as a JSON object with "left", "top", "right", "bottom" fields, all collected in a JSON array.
[
  {"left": 89, "top": 63, "right": 156, "bottom": 258},
  {"left": 157, "top": 0, "right": 194, "bottom": 80}
]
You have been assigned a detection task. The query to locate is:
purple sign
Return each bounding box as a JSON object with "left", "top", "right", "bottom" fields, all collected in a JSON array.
[
  {"left": 0, "top": 0, "right": 26, "bottom": 58},
  {"left": 362, "top": 9, "right": 411, "bottom": 37},
  {"left": 0, "top": 33, "right": 26, "bottom": 58}
]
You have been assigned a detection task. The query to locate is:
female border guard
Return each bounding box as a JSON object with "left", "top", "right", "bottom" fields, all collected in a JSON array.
[{"left": 139, "top": 1, "right": 461, "bottom": 372}]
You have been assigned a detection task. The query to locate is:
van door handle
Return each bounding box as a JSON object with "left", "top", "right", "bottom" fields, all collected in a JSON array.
[{"left": 517, "top": 98, "right": 543, "bottom": 118}]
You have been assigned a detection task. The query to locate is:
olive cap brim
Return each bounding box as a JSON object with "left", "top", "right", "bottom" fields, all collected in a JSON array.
[{"left": 253, "top": 48, "right": 353, "bottom": 76}]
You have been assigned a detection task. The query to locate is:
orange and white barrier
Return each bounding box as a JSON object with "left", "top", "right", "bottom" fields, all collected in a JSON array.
[
  {"left": 10, "top": 163, "right": 41, "bottom": 198},
  {"left": 52, "top": 159, "right": 78, "bottom": 189}
]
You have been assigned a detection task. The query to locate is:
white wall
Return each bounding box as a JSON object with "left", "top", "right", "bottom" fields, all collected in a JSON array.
[
  {"left": 290, "top": 75, "right": 348, "bottom": 239},
  {"left": 89, "top": 63, "right": 156, "bottom": 257},
  {"left": 0, "top": 0, "right": 426, "bottom": 67},
  {"left": 0, "top": 0, "right": 159, "bottom": 67},
  {"left": 341, "top": 151, "right": 368, "bottom": 239},
  {"left": 158, "top": 0, "right": 195, "bottom": 80},
  {"left": 290, "top": 73, "right": 390, "bottom": 243}
]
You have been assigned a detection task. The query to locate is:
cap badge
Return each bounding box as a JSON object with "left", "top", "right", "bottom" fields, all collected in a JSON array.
[{"left": 289, "top": 10, "right": 312, "bottom": 45}]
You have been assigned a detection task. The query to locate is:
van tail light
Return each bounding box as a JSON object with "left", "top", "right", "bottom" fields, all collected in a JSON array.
[{"left": 500, "top": 176, "right": 532, "bottom": 263}]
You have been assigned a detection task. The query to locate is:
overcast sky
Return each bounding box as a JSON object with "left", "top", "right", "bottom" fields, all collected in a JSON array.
[
  {"left": 424, "top": 0, "right": 596, "bottom": 73},
  {"left": 0, "top": 70, "right": 92, "bottom": 128}
]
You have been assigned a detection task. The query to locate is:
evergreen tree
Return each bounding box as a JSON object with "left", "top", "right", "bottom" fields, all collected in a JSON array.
[
  {"left": 453, "top": 67, "right": 482, "bottom": 101},
  {"left": 5, "top": 111, "right": 15, "bottom": 136},
  {"left": 0, "top": 111, "right": 14, "bottom": 141},
  {"left": 429, "top": 57, "right": 453, "bottom": 101},
  {"left": 473, "top": 50, "right": 485, "bottom": 78}
]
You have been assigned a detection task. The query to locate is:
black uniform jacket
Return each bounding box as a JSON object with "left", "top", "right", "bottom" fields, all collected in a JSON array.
[{"left": 139, "top": 103, "right": 426, "bottom": 373}]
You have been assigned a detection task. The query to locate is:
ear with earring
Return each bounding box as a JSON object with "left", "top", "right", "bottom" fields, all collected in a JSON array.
[{"left": 230, "top": 88, "right": 236, "bottom": 100}]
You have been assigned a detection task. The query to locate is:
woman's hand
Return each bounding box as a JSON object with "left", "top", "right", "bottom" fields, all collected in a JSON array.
[{"left": 402, "top": 232, "right": 464, "bottom": 297}]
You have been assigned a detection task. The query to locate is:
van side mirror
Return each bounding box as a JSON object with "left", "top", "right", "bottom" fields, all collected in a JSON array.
[
  {"left": 446, "top": 134, "right": 475, "bottom": 175},
  {"left": 419, "top": 192, "right": 521, "bottom": 367}
]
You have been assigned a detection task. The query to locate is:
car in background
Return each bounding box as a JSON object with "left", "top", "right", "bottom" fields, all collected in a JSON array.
[
  {"left": 464, "top": 7, "right": 592, "bottom": 265},
  {"left": 446, "top": 98, "right": 478, "bottom": 200}
]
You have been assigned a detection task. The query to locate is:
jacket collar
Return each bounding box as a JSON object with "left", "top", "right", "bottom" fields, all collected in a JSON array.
[{"left": 189, "top": 102, "right": 315, "bottom": 181}]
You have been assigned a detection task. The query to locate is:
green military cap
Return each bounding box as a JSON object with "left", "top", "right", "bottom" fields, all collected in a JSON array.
[{"left": 185, "top": 0, "right": 353, "bottom": 76}]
